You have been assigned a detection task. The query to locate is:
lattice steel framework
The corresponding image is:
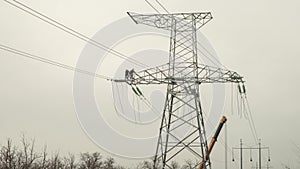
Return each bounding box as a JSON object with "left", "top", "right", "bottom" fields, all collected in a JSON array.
[{"left": 115, "top": 12, "right": 244, "bottom": 169}]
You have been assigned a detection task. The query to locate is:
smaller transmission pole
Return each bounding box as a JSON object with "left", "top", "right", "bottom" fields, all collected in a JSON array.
[
  {"left": 225, "top": 123, "right": 228, "bottom": 169},
  {"left": 259, "top": 139, "right": 261, "bottom": 169},
  {"left": 240, "top": 139, "right": 243, "bottom": 169},
  {"left": 232, "top": 139, "right": 244, "bottom": 169},
  {"left": 232, "top": 139, "right": 271, "bottom": 169}
]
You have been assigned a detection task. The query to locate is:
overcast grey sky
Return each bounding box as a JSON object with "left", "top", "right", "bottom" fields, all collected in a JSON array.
[{"left": 1, "top": 0, "right": 300, "bottom": 168}]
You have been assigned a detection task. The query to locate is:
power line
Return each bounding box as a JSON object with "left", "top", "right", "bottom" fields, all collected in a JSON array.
[
  {"left": 235, "top": 84, "right": 259, "bottom": 144},
  {"left": 0, "top": 44, "right": 112, "bottom": 80},
  {"left": 3, "top": 0, "right": 148, "bottom": 68},
  {"left": 4, "top": 0, "right": 226, "bottom": 70},
  {"left": 197, "top": 45, "right": 224, "bottom": 68},
  {"left": 240, "top": 94, "right": 258, "bottom": 144},
  {"left": 144, "top": 0, "right": 161, "bottom": 14},
  {"left": 155, "top": 0, "right": 170, "bottom": 14},
  {"left": 3, "top": 0, "right": 231, "bottom": 82},
  {"left": 197, "top": 41, "right": 227, "bottom": 69},
  {"left": 244, "top": 96, "right": 259, "bottom": 144},
  {"left": 112, "top": 82, "right": 126, "bottom": 117}
]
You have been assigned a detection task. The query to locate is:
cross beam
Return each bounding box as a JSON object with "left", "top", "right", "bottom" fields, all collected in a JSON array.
[
  {"left": 114, "top": 62, "right": 244, "bottom": 85},
  {"left": 127, "top": 12, "right": 213, "bottom": 31}
]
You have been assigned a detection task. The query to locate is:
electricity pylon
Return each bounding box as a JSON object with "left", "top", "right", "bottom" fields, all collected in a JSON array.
[{"left": 115, "top": 12, "right": 244, "bottom": 169}]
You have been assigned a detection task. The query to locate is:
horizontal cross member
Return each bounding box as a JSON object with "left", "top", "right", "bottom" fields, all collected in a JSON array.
[
  {"left": 232, "top": 147, "right": 270, "bottom": 150},
  {"left": 113, "top": 62, "right": 244, "bottom": 85},
  {"left": 127, "top": 12, "right": 213, "bottom": 31}
]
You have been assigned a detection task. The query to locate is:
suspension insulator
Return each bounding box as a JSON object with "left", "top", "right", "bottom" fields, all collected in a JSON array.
[
  {"left": 242, "top": 84, "right": 246, "bottom": 94},
  {"left": 131, "top": 86, "right": 140, "bottom": 96},
  {"left": 238, "top": 84, "right": 242, "bottom": 94},
  {"left": 136, "top": 86, "right": 143, "bottom": 96}
]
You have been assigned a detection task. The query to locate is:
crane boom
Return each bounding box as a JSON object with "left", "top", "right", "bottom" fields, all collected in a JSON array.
[{"left": 198, "top": 116, "right": 227, "bottom": 169}]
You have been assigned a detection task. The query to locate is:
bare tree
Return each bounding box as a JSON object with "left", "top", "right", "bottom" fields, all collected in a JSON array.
[
  {"left": 0, "top": 137, "right": 192, "bottom": 169},
  {"left": 18, "top": 135, "right": 39, "bottom": 169},
  {"left": 0, "top": 139, "right": 18, "bottom": 169},
  {"left": 103, "top": 157, "right": 115, "bottom": 169},
  {"left": 63, "top": 154, "right": 77, "bottom": 169},
  {"left": 79, "top": 152, "right": 102, "bottom": 169},
  {"left": 49, "top": 152, "right": 64, "bottom": 169},
  {"left": 37, "top": 145, "right": 48, "bottom": 169}
]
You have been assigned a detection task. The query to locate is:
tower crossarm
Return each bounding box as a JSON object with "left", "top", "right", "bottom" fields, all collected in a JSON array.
[
  {"left": 127, "top": 12, "right": 213, "bottom": 31},
  {"left": 196, "top": 64, "right": 244, "bottom": 83},
  {"left": 113, "top": 62, "right": 244, "bottom": 85}
]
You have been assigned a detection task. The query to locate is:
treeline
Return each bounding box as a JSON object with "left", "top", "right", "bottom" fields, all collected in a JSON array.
[{"left": 0, "top": 137, "right": 198, "bottom": 169}]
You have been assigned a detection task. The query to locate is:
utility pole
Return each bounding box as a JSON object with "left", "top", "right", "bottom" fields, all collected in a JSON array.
[
  {"left": 259, "top": 139, "right": 261, "bottom": 169},
  {"left": 240, "top": 139, "right": 243, "bottom": 169},
  {"left": 257, "top": 139, "right": 271, "bottom": 169},
  {"left": 225, "top": 123, "right": 228, "bottom": 169},
  {"left": 232, "top": 139, "right": 244, "bottom": 169},
  {"left": 232, "top": 139, "right": 270, "bottom": 169}
]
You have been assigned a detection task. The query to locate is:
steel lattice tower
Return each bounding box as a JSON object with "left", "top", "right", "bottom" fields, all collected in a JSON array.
[{"left": 115, "top": 12, "right": 244, "bottom": 169}]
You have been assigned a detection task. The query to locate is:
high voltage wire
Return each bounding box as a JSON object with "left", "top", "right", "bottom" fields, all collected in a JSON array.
[
  {"left": 0, "top": 44, "right": 112, "bottom": 80},
  {"left": 245, "top": 96, "right": 259, "bottom": 143},
  {"left": 144, "top": 0, "right": 161, "bottom": 14},
  {"left": 3, "top": 0, "right": 232, "bottom": 119},
  {"left": 232, "top": 84, "right": 259, "bottom": 144},
  {"left": 197, "top": 41, "right": 227, "bottom": 69},
  {"left": 4, "top": 0, "right": 225, "bottom": 70},
  {"left": 155, "top": 0, "right": 170, "bottom": 14},
  {"left": 233, "top": 85, "right": 259, "bottom": 144},
  {"left": 112, "top": 82, "right": 161, "bottom": 116},
  {"left": 3, "top": 0, "right": 148, "bottom": 68},
  {"left": 197, "top": 45, "right": 225, "bottom": 69}
]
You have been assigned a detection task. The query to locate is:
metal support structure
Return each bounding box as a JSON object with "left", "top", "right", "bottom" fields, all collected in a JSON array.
[
  {"left": 225, "top": 123, "right": 228, "bottom": 169},
  {"left": 240, "top": 139, "right": 243, "bottom": 169},
  {"left": 232, "top": 139, "right": 244, "bottom": 169},
  {"left": 114, "top": 11, "right": 244, "bottom": 169},
  {"left": 259, "top": 140, "right": 261, "bottom": 169},
  {"left": 233, "top": 139, "right": 271, "bottom": 169}
]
